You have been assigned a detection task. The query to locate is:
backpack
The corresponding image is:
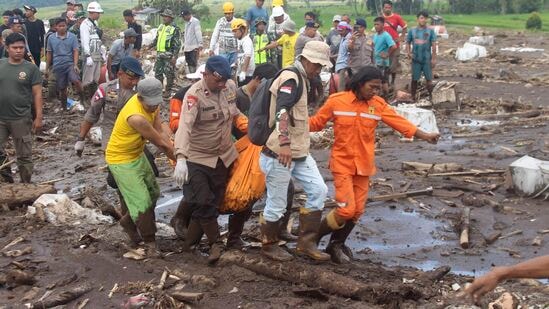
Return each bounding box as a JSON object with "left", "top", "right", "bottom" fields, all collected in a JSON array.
[{"left": 248, "top": 67, "right": 304, "bottom": 146}]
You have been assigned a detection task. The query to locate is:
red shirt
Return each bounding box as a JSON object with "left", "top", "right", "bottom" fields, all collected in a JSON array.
[{"left": 383, "top": 13, "right": 407, "bottom": 47}]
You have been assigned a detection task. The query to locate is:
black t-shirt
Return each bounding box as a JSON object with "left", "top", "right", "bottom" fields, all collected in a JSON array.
[
  {"left": 24, "top": 19, "right": 45, "bottom": 54},
  {"left": 128, "top": 22, "right": 142, "bottom": 50},
  {"left": 0, "top": 24, "right": 9, "bottom": 34}
]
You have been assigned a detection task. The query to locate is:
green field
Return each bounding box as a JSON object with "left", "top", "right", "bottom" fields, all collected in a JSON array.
[{"left": 16, "top": 1, "right": 549, "bottom": 33}]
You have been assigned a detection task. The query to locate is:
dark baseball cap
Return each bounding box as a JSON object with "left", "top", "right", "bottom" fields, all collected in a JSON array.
[
  {"left": 2, "top": 10, "right": 13, "bottom": 17},
  {"left": 305, "top": 21, "right": 319, "bottom": 28},
  {"left": 123, "top": 9, "right": 134, "bottom": 17},
  {"left": 119, "top": 57, "right": 144, "bottom": 77},
  {"left": 205, "top": 56, "right": 231, "bottom": 80},
  {"left": 355, "top": 18, "right": 367, "bottom": 27},
  {"left": 23, "top": 5, "right": 37, "bottom": 13},
  {"left": 8, "top": 16, "right": 23, "bottom": 25}
]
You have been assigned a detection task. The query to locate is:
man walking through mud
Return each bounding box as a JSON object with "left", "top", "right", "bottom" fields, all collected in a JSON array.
[
  {"left": 0, "top": 33, "right": 43, "bottom": 183},
  {"left": 173, "top": 56, "right": 247, "bottom": 264},
  {"left": 259, "top": 41, "right": 332, "bottom": 262},
  {"left": 106, "top": 77, "right": 176, "bottom": 257}
]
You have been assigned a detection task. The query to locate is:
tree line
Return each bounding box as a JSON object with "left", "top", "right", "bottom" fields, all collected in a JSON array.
[{"left": 363, "top": 0, "right": 544, "bottom": 15}]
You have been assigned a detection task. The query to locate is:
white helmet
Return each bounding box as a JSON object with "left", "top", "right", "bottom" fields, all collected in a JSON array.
[
  {"left": 87, "top": 1, "right": 103, "bottom": 13},
  {"left": 272, "top": 6, "right": 284, "bottom": 17}
]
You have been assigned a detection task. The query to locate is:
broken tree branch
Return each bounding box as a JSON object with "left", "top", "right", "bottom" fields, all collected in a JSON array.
[
  {"left": 460, "top": 207, "right": 471, "bottom": 249},
  {"left": 428, "top": 170, "right": 506, "bottom": 177},
  {"left": 30, "top": 284, "right": 92, "bottom": 308},
  {"left": 218, "top": 251, "right": 423, "bottom": 304},
  {"left": 368, "top": 187, "right": 433, "bottom": 202}
]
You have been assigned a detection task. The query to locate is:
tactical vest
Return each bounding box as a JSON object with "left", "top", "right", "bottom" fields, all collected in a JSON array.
[
  {"left": 254, "top": 33, "right": 270, "bottom": 64},
  {"left": 156, "top": 24, "right": 176, "bottom": 52}
]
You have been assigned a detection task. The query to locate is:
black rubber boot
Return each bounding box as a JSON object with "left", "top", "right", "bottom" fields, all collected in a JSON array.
[
  {"left": 183, "top": 219, "right": 203, "bottom": 251},
  {"left": 226, "top": 206, "right": 252, "bottom": 250},
  {"left": 260, "top": 216, "right": 293, "bottom": 261},
  {"left": 296, "top": 210, "right": 330, "bottom": 261},
  {"left": 200, "top": 218, "right": 223, "bottom": 265},
  {"left": 326, "top": 221, "right": 356, "bottom": 264},
  {"left": 170, "top": 199, "right": 193, "bottom": 240},
  {"left": 278, "top": 181, "right": 298, "bottom": 241}
]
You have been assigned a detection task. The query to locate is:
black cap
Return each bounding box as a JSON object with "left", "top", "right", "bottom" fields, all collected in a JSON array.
[
  {"left": 305, "top": 21, "right": 320, "bottom": 28},
  {"left": 23, "top": 5, "right": 37, "bottom": 13},
  {"left": 123, "top": 9, "right": 134, "bottom": 17},
  {"left": 181, "top": 9, "right": 191, "bottom": 16},
  {"left": 355, "top": 18, "right": 367, "bottom": 27},
  {"left": 2, "top": 10, "right": 13, "bottom": 17}
]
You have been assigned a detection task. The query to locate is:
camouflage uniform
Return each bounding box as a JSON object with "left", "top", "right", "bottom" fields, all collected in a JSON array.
[
  {"left": 68, "top": 23, "right": 83, "bottom": 72},
  {"left": 152, "top": 23, "right": 181, "bottom": 92}
]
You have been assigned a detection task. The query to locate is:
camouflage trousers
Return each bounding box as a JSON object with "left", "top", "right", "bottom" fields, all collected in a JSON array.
[{"left": 154, "top": 57, "right": 175, "bottom": 91}]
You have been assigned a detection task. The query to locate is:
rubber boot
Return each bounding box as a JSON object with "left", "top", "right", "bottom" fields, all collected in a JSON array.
[
  {"left": 118, "top": 190, "right": 142, "bottom": 246},
  {"left": 200, "top": 218, "right": 223, "bottom": 265},
  {"left": 326, "top": 221, "right": 356, "bottom": 264},
  {"left": 170, "top": 199, "right": 193, "bottom": 240},
  {"left": 188, "top": 65, "right": 196, "bottom": 74},
  {"left": 135, "top": 207, "right": 157, "bottom": 243},
  {"left": 19, "top": 166, "right": 32, "bottom": 183},
  {"left": 226, "top": 206, "right": 252, "bottom": 250},
  {"left": 296, "top": 209, "right": 330, "bottom": 261},
  {"left": 316, "top": 209, "right": 345, "bottom": 245},
  {"left": 183, "top": 219, "right": 204, "bottom": 251},
  {"left": 278, "top": 181, "right": 298, "bottom": 241},
  {"left": 260, "top": 215, "right": 293, "bottom": 261},
  {"left": 0, "top": 153, "right": 14, "bottom": 183}
]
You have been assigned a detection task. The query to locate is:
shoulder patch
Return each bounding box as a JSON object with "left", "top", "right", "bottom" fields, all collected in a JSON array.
[
  {"left": 187, "top": 95, "right": 198, "bottom": 109},
  {"left": 93, "top": 86, "right": 106, "bottom": 101}
]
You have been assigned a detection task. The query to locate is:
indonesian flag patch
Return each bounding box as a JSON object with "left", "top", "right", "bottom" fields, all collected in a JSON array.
[
  {"left": 92, "top": 87, "right": 105, "bottom": 101},
  {"left": 187, "top": 95, "right": 198, "bottom": 109},
  {"left": 280, "top": 86, "right": 293, "bottom": 94}
]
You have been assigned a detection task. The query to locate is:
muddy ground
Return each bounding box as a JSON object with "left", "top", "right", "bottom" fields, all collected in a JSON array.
[{"left": 1, "top": 29, "right": 549, "bottom": 308}]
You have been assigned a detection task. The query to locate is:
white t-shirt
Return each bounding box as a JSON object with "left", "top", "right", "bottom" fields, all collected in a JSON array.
[{"left": 237, "top": 34, "right": 255, "bottom": 77}]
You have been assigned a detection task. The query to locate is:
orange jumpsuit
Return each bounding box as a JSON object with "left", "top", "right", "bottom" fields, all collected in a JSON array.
[
  {"left": 309, "top": 91, "right": 417, "bottom": 222},
  {"left": 169, "top": 97, "right": 183, "bottom": 133}
]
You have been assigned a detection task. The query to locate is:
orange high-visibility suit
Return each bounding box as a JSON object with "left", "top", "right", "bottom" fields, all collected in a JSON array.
[
  {"left": 169, "top": 97, "right": 183, "bottom": 133},
  {"left": 309, "top": 91, "right": 417, "bottom": 222}
]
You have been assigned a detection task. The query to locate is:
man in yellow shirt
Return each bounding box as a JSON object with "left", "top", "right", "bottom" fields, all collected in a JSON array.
[
  {"left": 106, "top": 77, "right": 176, "bottom": 257},
  {"left": 259, "top": 19, "right": 297, "bottom": 68}
]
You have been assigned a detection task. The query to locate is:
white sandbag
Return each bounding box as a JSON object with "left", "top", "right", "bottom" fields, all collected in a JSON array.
[
  {"left": 395, "top": 105, "right": 440, "bottom": 134},
  {"left": 141, "top": 28, "right": 158, "bottom": 47},
  {"left": 28, "top": 194, "right": 114, "bottom": 226},
  {"left": 175, "top": 56, "right": 186, "bottom": 70},
  {"left": 468, "top": 36, "right": 494, "bottom": 46},
  {"left": 456, "top": 43, "right": 487, "bottom": 61},
  {"left": 509, "top": 155, "right": 549, "bottom": 197}
]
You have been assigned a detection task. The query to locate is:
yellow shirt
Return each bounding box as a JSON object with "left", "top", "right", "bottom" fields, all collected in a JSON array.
[
  {"left": 277, "top": 33, "right": 298, "bottom": 68},
  {"left": 105, "top": 94, "right": 158, "bottom": 164}
]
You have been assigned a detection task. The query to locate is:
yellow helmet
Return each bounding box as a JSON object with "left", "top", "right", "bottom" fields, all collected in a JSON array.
[
  {"left": 272, "top": 0, "right": 284, "bottom": 7},
  {"left": 223, "top": 2, "right": 235, "bottom": 13},
  {"left": 231, "top": 18, "right": 247, "bottom": 31}
]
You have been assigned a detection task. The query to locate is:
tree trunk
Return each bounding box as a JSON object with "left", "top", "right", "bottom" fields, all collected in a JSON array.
[{"left": 0, "top": 183, "right": 55, "bottom": 206}]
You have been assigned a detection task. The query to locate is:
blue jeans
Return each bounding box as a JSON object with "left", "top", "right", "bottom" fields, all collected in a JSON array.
[
  {"left": 259, "top": 153, "right": 327, "bottom": 222},
  {"left": 219, "top": 52, "right": 237, "bottom": 66}
]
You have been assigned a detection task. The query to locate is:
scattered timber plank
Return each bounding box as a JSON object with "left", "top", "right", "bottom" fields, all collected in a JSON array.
[
  {"left": 0, "top": 183, "right": 55, "bottom": 206},
  {"left": 460, "top": 207, "right": 471, "bottom": 249}
]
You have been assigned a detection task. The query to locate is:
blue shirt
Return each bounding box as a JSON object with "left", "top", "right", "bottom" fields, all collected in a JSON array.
[
  {"left": 47, "top": 32, "right": 79, "bottom": 67},
  {"left": 335, "top": 33, "right": 351, "bottom": 72},
  {"left": 406, "top": 26, "right": 436, "bottom": 63},
  {"left": 245, "top": 5, "right": 268, "bottom": 34},
  {"left": 373, "top": 31, "right": 395, "bottom": 67}
]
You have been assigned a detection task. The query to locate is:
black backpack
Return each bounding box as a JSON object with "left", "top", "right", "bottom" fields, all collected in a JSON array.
[{"left": 248, "top": 67, "right": 304, "bottom": 146}]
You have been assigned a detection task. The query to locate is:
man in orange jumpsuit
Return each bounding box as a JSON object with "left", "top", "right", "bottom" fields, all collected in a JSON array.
[{"left": 309, "top": 66, "right": 439, "bottom": 263}]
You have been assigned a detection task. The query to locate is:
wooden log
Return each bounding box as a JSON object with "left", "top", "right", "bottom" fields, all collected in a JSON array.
[
  {"left": 170, "top": 292, "right": 204, "bottom": 303},
  {"left": 402, "top": 161, "right": 463, "bottom": 173},
  {"left": 427, "top": 170, "right": 506, "bottom": 177},
  {"left": 474, "top": 110, "right": 541, "bottom": 120},
  {"left": 368, "top": 187, "right": 433, "bottom": 202},
  {"left": 30, "top": 284, "right": 92, "bottom": 308},
  {"left": 460, "top": 207, "right": 471, "bottom": 249},
  {"left": 485, "top": 232, "right": 502, "bottom": 245},
  {"left": 218, "top": 251, "right": 423, "bottom": 303},
  {"left": 0, "top": 183, "right": 55, "bottom": 205}
]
